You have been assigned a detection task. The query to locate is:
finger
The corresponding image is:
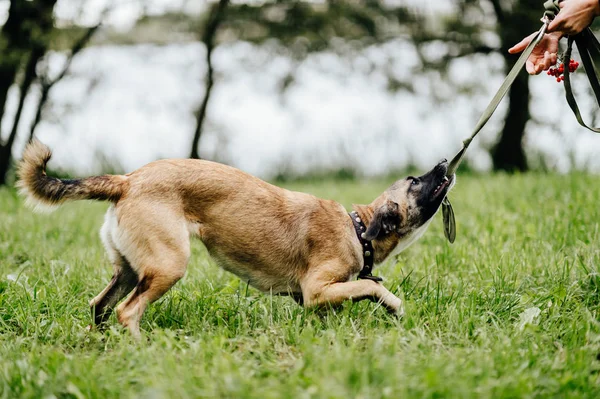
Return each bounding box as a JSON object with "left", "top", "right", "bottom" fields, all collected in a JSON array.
[
  {"left": 548, "top": 14, "right": 566, "bottom": 33},
  {"left": 509, "top": 34, "right": 534, "bottom": 54},
  {"left": 534, "top": 61, "right": 544, "bottom": 75},
  {"left": 550, "top": 52, "right": 557, "bottom": 65},
  {"left": 560, "top": 22, "right": 579, "bottom": 36},
  {"left": 537, "top": 55, "right": 553, "bottom": 73},
  {"left": 526, "top": 59, "right": 536, "bottom": 75},
  {"left": 543, "top": 51, "right": 553, "bottom": 68}
]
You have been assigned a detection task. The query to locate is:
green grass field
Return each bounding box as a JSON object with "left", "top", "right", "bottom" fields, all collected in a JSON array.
[{"left": 1, "top": 173, "right": 600, "bottom": 398}]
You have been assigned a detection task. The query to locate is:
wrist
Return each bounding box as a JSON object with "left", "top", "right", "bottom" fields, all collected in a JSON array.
[{"left": 593, "top": 0, "right": 600, "bottom": 17}]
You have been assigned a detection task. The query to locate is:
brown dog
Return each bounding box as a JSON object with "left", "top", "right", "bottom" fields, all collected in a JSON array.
[{"left": 18, "top": 140, "right": 455, "bottom": 337}]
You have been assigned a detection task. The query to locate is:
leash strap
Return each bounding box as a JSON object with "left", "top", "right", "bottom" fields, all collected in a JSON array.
[
  {"left": 447, "top": 17, "right": 551, "bottom": 174},
  {"left": 563, "top": 29, "right": 600, "bottom": 133},
  {"left": 543, "top": 0, "right": 560, "bottom": 20}
]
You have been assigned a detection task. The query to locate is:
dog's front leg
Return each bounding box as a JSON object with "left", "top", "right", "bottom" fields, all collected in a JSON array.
[{"left": 302, "top": 277, "right": 403, "bottom": 316}]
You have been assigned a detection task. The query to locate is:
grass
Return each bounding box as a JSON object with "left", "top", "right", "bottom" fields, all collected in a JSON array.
[{"left": 1, "top": 173, "right": 600, "bottom": 398}]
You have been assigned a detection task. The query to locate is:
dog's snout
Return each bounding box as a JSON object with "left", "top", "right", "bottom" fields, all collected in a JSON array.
[{"left": 434, "top": 159, "right": 448, "bottom": 173}]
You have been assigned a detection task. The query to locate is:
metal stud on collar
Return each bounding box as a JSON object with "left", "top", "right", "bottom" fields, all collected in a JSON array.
[{"left": 348, "top": 211, "right": 382, "bottom": 282}]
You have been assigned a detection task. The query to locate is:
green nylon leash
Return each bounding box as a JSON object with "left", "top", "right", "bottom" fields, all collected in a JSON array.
[
  {"left": 563, "top": 29, "right": 600, "bottom": 132},
  {"left": 440, "top": 11, "right": 552, "bottom": 243},
  {"left": 439, "top": 1, "right": 600, "bottom": 243},
  {"left": 446, "top": 17, "right": 551, "bottom": 176}
]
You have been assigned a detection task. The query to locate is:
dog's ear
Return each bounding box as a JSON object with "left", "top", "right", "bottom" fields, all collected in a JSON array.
[{"left": 364, "top": 200, "right": 400, "bottom": 241}]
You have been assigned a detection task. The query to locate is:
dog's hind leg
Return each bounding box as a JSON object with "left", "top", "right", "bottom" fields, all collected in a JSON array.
[
  {"left": 114, "top": 206, "right": 191, "bottom": 338},
  {"left": 90, "top": 209, "right": 138, "bottom": 326},
  {"left": 116, "top": 258, "right": 188, "bottom": 338},
  {"left": 89, "top": 253, "right": 138, "bottom": 326}
]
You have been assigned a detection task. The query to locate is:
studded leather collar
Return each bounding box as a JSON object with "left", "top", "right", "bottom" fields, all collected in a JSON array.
[{"left": 349, "top": 211, "right": 382, "bottom": 282}]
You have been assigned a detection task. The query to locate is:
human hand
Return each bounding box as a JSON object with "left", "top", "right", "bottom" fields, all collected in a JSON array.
[
  {"left": 508, "top": 0, "right": 600, "bottom": 75},
  {"left": 508, "top": 31, "right": 562, "bottom": 75},
  {"left": 548, "top": 0, "right": 600, "bottom": 36}
]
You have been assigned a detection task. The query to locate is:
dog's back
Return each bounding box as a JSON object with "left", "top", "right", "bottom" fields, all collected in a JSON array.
[{"left": 117, "top": 157, "right": 355, "bottom": 293}]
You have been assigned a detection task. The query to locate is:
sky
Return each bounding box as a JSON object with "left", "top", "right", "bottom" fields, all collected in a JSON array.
[{"left": 48, "top": 0, "right": 456, "bottom": 29}]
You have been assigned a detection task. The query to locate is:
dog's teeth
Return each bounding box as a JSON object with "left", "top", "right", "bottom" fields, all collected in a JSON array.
[{"left": 443, "top": 176, "right": 449, "bottom": 182}]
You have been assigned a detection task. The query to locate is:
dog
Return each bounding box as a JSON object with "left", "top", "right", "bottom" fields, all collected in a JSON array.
[{"left": 18, "top": 140, "right": 455, "bottom": 337}]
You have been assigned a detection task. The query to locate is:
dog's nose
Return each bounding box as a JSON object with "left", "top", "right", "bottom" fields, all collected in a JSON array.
[{"left": 439, "top": 158, "right": 448, "bottom": 164}]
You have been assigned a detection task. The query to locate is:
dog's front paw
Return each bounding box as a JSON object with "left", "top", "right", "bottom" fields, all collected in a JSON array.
[
  {"left": 389, "top": 304, "right": 404, "bottom": 318},
  {"left": 391, "top": 303, "right": 405, "bottom": 318},
  {"left": 383, "top": 295, "right": 404, "bottom": 317}
]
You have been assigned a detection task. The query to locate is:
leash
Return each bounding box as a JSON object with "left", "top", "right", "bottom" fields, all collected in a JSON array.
[
  {"left": 440, "top": 9, "right": 551, "bottom": 243},
  {"left": 563, "top": 29, "right": 600, "bottom": 132},
  {"left": 446, "top": 3, "right": 553, "bottom": 176},
  {"left": 441, "top": 0, "right": 600, "bottom": 242}
]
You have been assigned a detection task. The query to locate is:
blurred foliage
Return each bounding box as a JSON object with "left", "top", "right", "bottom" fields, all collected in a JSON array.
[
  {"left": 219, "top": 0, "right": 414, "bottom": 54},
  {"left": 3, "top": 0, "right": 600, "bottom": 183}
]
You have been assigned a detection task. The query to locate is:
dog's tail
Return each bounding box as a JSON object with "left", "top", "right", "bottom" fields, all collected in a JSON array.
[{"left": 17, "top": 140, "right": 128, "bottom": 212}]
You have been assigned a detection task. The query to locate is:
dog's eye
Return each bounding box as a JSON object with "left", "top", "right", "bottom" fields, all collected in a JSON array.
[{"left": 410, "top": 178, "right": 419, "bottom": 186}]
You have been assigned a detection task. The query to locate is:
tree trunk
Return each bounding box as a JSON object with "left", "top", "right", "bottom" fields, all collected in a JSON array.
[
  {"left": 190, "top": 0, "right": 229, "bottom": 159},
  {"left": 0, "top": 49, "right": 44, "bottom": 184},
  {"left": 190, "top": 56, "right": 215, "bottom": 159},
  {"left": 7, "top": 48, "right": 44, "bottom": 148},
  {"left": 29, "top": 24, "right": 101, "bottom": 142},
  {"left": 0, "top": 0, "right": 27, "bottom": 133},
  {"left": 490, "top": 0, "right": 539, "bottom": 172},
  {"left": 492, "top": 70, "right": 530, "bottom": 172},
  {"left": 0, "top": 63, "right": 19, "bottom": 138},
  {"left": 0, "top": 146, "right": 10, "bottom": 185},
  {"left": 29, "top": 84, "right": 50, "bottom": 143}
]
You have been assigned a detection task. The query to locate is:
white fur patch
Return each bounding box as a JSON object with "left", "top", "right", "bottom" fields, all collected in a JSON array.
[
  {"left": 18, "top": 185, "right": 60, "bottom": 213},
  {"left": 186, "top": 221, "right": 202, "bottom": 236},
  {"left": 100, "top": 206, "right": 120, "bottom": 264},
  {"left": 388, "top": 219, "right": 434, "bottom": 260}
]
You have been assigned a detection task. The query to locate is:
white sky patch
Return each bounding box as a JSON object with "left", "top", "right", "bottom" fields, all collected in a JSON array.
[
  {"left": 54, "top": 0, "right": 207, "bottom": 29},
  {"left": 52, "top": 0, "right": 455, "bottom": 29},
  {"left": 0, "top": 0, "right": 8, "bottom": 26}
]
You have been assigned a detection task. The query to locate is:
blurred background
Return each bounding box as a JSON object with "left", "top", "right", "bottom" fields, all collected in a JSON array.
[{"left": 0, "top": 0, "right": 599, "bottom": 186}]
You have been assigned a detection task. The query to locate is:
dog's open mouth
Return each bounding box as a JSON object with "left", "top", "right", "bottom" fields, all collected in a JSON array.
[{"left": 433, "top": 175, "right": 452, "bottom": 198}]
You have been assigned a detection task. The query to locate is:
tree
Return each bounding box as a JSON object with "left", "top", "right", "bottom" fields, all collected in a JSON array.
[
  {"left": 28, "top": 24, "right": 101, "bottom": 142},
  {"left": 186, "top": 0, "right": 542, "bottom": 170},
  {"left": 0, "top": 0, "right": 100, "bottom": 185},
  {"left": 0, "top": 0, "right": 57, "bottom": 185},
  {"left": 190, "top": 0, "right": 230, "bottom": 159},
  {"left": 489, "top": 0, "right": 541, "bottom": 172},
  {"left": 188, "top": 0, "right": 418, "bottom": 159}
]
